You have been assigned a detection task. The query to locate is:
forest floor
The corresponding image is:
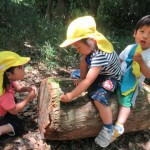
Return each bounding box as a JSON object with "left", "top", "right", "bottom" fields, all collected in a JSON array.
[{"left": 0, "top": 62, "right": 150, "bottom": 150}]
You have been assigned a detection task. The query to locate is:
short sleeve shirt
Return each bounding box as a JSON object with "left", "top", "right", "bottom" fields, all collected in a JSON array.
[
  {"left": 89, "top": 49, "right": 122, "bottom": 81},
  {"left": 119, "top": 44, "right": 150, "bottom": 82},
  {"left": 0, "top": 82, "right": 17, "bottom": 116}
]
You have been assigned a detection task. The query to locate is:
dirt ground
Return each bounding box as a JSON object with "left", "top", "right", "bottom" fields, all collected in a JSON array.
[{"left": 0, "top": 62, "right": 150, "bottom": 150}]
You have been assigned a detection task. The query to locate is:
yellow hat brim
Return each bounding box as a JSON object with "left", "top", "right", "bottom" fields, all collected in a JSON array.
[
  {"left": 0, "top": 54, "right": 30, "bottom": 96},
  {"left": 60, "top": 36, "right": 88, "bottom": 47},
  {"left": 59, "top": 16, "right": 113, "bottom": 53},
  {"left": 11, "top": 57, "right": 30, "bottom": 67},
  {"left": 60, "top": 32, "right": 113, "bottom": 53},
  {"left": 0, "top": 57, "right": 30, "bottom": 73}
]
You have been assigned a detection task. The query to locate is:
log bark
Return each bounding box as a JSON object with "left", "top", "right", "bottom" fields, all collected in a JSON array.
[{"left": 37, "top": 77, "right": 150, "bottom": 140}]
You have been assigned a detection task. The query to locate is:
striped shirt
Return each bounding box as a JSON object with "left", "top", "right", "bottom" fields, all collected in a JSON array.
[{"left": 89, "top": 49, "right": 121, "bottom": 81}]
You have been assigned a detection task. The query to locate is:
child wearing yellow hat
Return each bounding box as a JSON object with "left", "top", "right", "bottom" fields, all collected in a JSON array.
[
  {"left": 60, "top": 16, "right": 122, "bottom": 147},
  {"left": 0, "top": 51, "right": 37, "bottom": 136},
  {"left": 112, "top": 15, "right": 150, "bottom": 142}
]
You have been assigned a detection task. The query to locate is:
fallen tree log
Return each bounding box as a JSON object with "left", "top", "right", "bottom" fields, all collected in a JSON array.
[{"left": 38, "top": 77, "right": 150, "bottom": 140}]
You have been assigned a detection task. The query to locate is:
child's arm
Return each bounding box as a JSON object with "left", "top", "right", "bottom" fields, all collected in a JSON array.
[
  {"left": 14, "top": 82, "right": 37, "bottom": 94},
  {"left": 8, "top": 89, "right": 37, "bottom": 115},
  {"left": 60, "top": 66, "right": 101, "bottom": 102},
  {"left": 133, "top": 53, "right": 150, "bottom": 78}
]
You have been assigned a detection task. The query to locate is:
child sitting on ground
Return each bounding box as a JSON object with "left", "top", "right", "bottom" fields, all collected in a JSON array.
[{"left": 0, "top": 51, "right": 37, "bottom": 136}]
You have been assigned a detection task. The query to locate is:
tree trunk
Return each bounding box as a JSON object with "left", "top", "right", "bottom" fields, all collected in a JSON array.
[
  {"left": 38, "top": 78, "right": 150, "bottom": 140},
  {"left": 90, "top": 0, "right": 100, "bottom": 17},
  {"left": 45, "top": 0, "right": 53, "bottom": 20},
  {"left": 54, "top": 0, "right": 65, "bottom": 18}
]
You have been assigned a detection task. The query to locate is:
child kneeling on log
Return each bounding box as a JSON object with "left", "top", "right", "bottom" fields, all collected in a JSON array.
[{"left": 59, "top": 16, "right": 122, "bottom": 147}]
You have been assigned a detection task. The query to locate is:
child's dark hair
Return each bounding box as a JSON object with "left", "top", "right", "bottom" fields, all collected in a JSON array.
[
  {"left": 3, "top": 67, "right": 15, "bottom": 91},
  {"left": 135, "top": 15, "right": 150, "bottom": 31}
]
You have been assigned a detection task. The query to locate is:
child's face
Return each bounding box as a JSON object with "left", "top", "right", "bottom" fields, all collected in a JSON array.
[
  {"left": 133, "top": 25, "right": 150, "bottom": 50},
  {"left": 72, "top": 41, "right": 92, "bottom": 55},
  {"left": 7, "top": 66, "right": 25, "bottom": 81}
]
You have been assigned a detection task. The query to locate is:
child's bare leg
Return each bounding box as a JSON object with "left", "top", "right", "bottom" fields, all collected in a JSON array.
[
  {"left": 94, "top": 100, "right": 112, "bottom": 124},
  {"left": 0, "top": 124, "right": 13, "bottom": 135},
  {"left": 117, "top": 106, "right": 130, "bottom": 124}
]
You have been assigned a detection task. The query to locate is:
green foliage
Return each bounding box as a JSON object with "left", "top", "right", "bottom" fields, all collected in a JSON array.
[
  {"left": 66, "top": 0, "right": 91, "bottom": 18},
  {"left": 95, "top": 0, "right": 150, "bottom": 52},
  {"left": 98, "top": 0, "right": 150, "bottom": 32},
  {"left": 108, "top": 32, "right": 134, "bottom": 54},
  {"left": 1, "top": 0, "right": 149, "bottom": 71},
  {"left": 0, "top": 0, "right": 51, "bottom": 54}
]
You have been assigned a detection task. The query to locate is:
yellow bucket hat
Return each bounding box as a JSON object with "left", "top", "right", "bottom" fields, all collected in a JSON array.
[
  {"left": 0, "top": 51, "right": 30, "bottom": 96},
  {"left": 60, "top": 16, "right": 113, "bottom": 53}
]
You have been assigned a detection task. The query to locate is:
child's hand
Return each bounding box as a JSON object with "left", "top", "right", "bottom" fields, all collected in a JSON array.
[
  {"left": 133, "top": 53, "right": 144, "bottom": 64},
  {"left": 60, "top": 93, "right": 72, "bottom": 102},
  {"left": 28, "top": 89, "right": 37, "bottom": 101},
  {"left": 28, "top": 86, "right": 37, "bottom": 93},
  {"left": 31, "top": 86, "right": 38, "bottom": 95},
  {"left": 73, "top": 78, "right": 83, "bottom": 86}
]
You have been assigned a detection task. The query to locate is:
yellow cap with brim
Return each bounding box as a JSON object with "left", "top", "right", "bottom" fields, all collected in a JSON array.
[
  {"left": 60, "top": 16, "right": 113, "bottom": 53},
  {"left": 0, "top": 51, "right": 30, "bottom": 96}
]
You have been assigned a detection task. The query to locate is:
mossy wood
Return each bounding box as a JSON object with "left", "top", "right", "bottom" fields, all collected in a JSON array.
[{"left": 38, "top": 77, "right": 150, "bottom": 140}]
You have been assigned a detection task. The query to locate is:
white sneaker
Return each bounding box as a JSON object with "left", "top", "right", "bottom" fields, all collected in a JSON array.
[{"left": 95, "top": 127, "right": 113, "bottom": 147}]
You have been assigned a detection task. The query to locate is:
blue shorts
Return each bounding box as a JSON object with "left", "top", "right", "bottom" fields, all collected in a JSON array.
[
  {"left": 87, "top": 75, "right": 118, "bottom": 106},
  {"left": 71, "top": 70, "right": 118, "bottom": 106}
]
